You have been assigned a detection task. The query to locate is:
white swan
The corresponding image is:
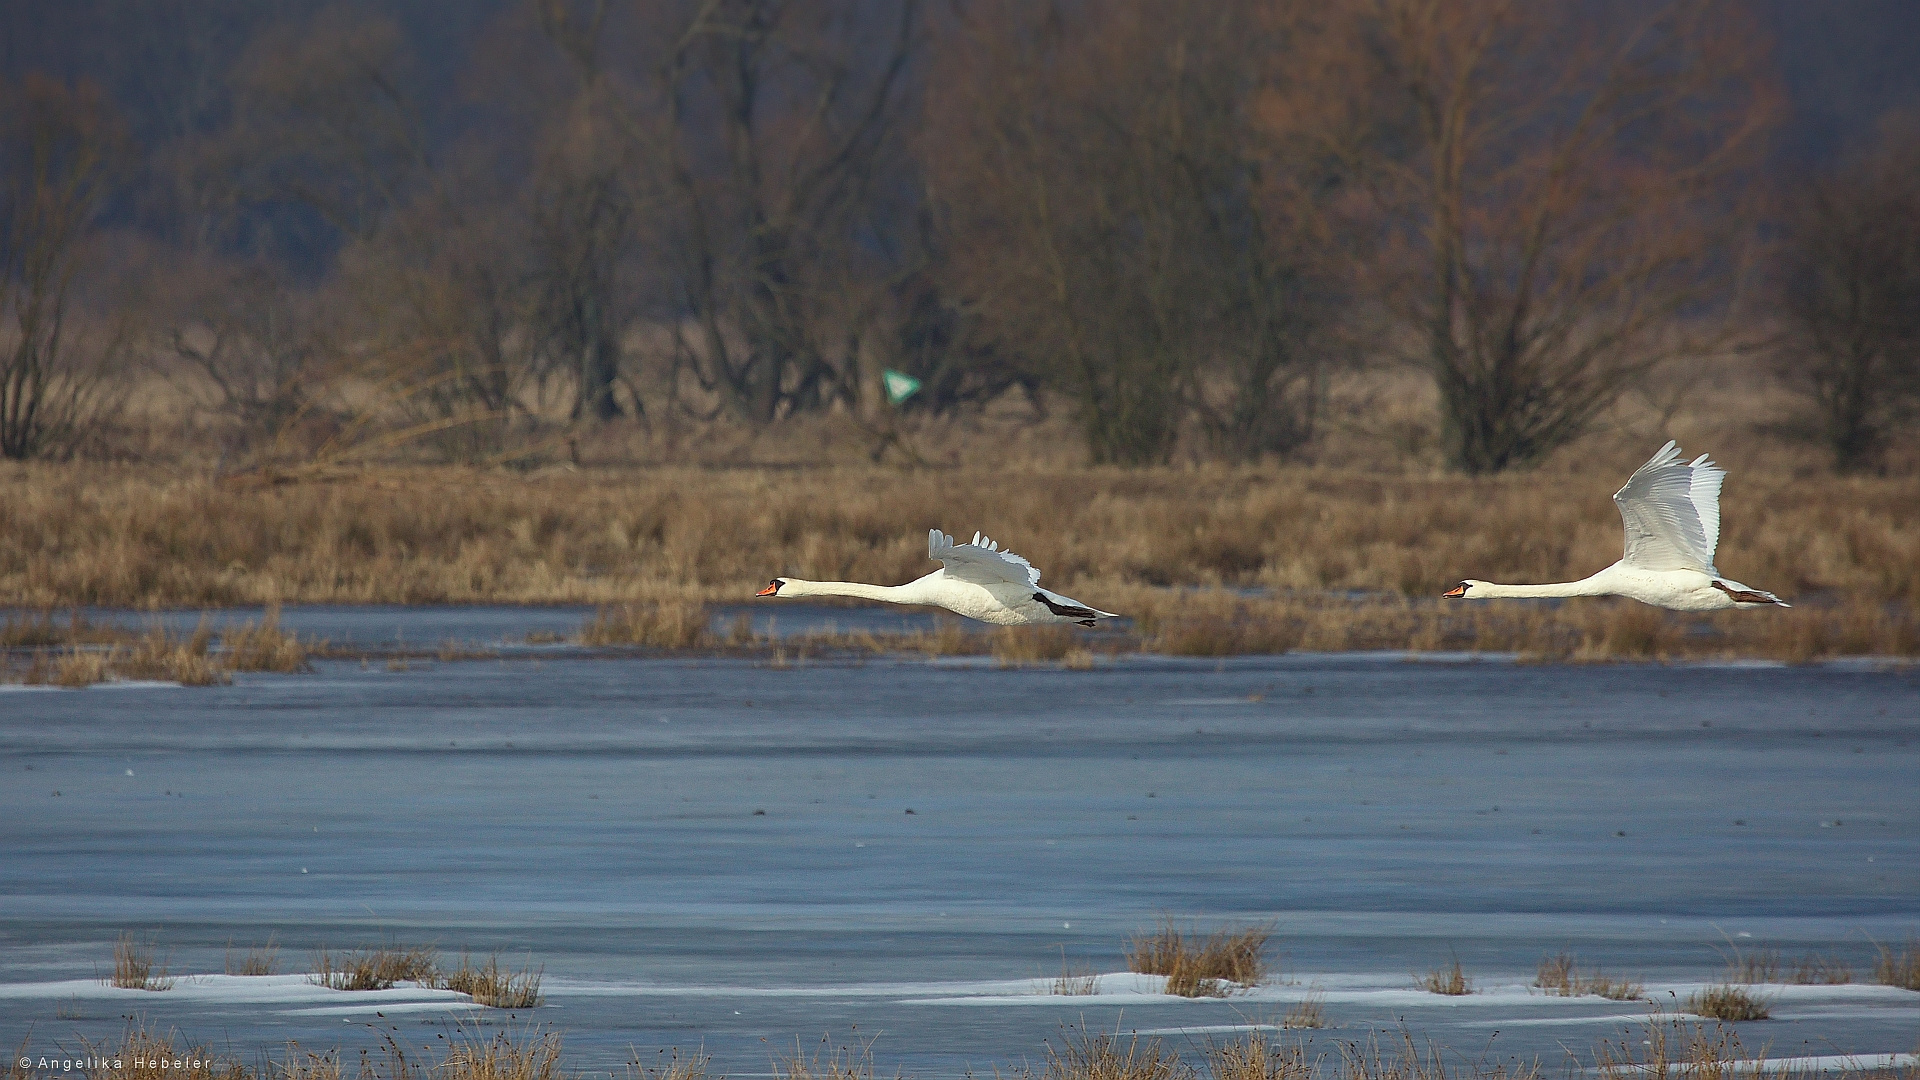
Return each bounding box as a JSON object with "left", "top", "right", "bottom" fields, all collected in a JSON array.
[
  {"left": 756, "top": 529, "right": 1120, "bottom": 626},
  {"left": 1443, "top": 441, "right": 1788, "bottom": 611}
]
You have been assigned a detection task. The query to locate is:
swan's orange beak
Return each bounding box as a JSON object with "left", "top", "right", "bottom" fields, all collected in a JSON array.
[
  {"left": 1442, "top": 583, "right": 1468, "bottom": 599},
  {"left": 756, "top": 580, "right": 781, "bottom": 597}
]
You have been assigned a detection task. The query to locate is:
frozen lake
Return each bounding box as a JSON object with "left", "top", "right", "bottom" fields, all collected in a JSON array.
[{"left": 2, "top": 607, "right": 1917, "bottom": 1076}]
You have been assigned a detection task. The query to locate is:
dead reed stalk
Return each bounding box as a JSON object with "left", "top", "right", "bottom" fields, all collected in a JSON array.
[
  {"left": 1338, "top": 1030, "right": 1536, "bottom": 1080},
  {"left": 225, "top": 935, "right": 279, "bottom": 976},
  {"left": 580, "top": 601, "right": 712, "bottom": 649},
  {"left": 78, "top": 1023, "right": 252, "bottom": 1080},
  {"left": 222, "top": 605, "right": 312, "bottom": 672},
  {"left": 1789, "top": 952, "right": 1852, "bottom": 985},
  {"left": 993, "top": 625, "right": 1085, "bottom": 665},
  {"left": 309, "top": 943, "right": 438, "bottom": 991},
  {"left": 1419, "top": 958, "right": 1471, "bottom": 996},
  {"left": 626, "top": 1051, "right": 711, "bottom": 1080},
  {"left": 1875, "top": 937, "right": 1920, "bottom": 991},
  {"left": 1205, "top": 1031, "right": 1310, "bottom": 1080},
  {"left": 1126, "top": 919, "right": 1273, "bottom": 997},
  {"left": 1594, "top": 1018, "right": 1768, "bottom": 1080},
  {"left": 1280, "top": 995, "right": 1327, "bottom": 1030},
  {"left": 1684, "top": 984, "right": 1772, "bottom": 1021},
  {"left": 110, "top": 933, "right": 172, "bottom": 991},
  {"left": 1050, "top": 946, "right": 1099, "bottom": 996},
  {"left": 1030, "top": 1029, "right": 1188, "bottom": 1080},
  {"left": 1533, "top": 953, "right": 1644, "bottom": 1000},
  {"left": 440, "top": 1028, "right": 567, "bottom": 1080},
  {"left": 441, "top": 952, "right": 543, "bottom": 1008},
  {"left": 771, "top": 1035, "right": 891, "bottom": 1080}
]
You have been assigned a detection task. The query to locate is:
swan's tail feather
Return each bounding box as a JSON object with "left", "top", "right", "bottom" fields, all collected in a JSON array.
[{"left": 1714, "top": 579, "right": 1789, "bottom": 607}]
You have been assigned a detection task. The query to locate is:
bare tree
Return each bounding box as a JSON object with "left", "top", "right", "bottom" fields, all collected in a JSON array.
[
  {"left": 0, "top": 74, "right": 128, "bottom": 460},
  {"left": 926, "top": 0, "right": 1332, "bottom": 464},
  {"left": 1286, "top": 0, "right": 1776, "bottom": 472},
  {"left": 545, "top": 0, "right": 920, "bottom": 425},
  {"left": 217, "top": 8, "right": 542, "bottom": 457},
  {"left": 161, "top": 255, "right": 319, "bottom": 434},
  {"left": 531, "top": 4, "right": 644, "bottom": 423},
  {"left": 1772, "top": 120, "right": 1920, "bottom": 474}
]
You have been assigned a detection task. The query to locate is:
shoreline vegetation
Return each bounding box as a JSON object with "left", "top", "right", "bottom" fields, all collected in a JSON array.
[
  {"left": 32, "top": 931, "right": 1918, "bottom": 1080},
  {"left": 1, "top": 459, "right": 1914, "bottom": 677},
  {"left": 19, "top": 1018, "right": 1920, "bottom": 1080},
  {"left": 4, "top": 584, "right": 1916, "bottom": 685}
]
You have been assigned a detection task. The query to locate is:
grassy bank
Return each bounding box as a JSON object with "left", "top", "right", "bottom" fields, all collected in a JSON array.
[
  {"left": 1, "top": 459, "right": 1914, "bottom": 662},
  {"left": 3, "top": 459, "right": 1916, "bottom": 609}
]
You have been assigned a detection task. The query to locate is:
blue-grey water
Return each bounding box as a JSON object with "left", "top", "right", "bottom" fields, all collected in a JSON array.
[{"left": 2, "top": 607, "right": 1916, "bottom": 1076}]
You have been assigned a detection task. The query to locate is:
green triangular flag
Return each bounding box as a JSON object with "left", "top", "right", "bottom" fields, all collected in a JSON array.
[{"left": 882, "top": 369, "right": 923, "bottom": 406}]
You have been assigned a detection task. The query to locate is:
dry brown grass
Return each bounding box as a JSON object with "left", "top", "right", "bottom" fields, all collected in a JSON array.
[
  {"left": 22, "top": 622, "right": 230, "bottom": 687},
  {"left": 309, "top": 943, "right": 438, "bottom": 991},
  {"left": 0, "top": 610, "right": 124, "bottom": 647},
  {"left": 442, "top": 952, "right": 544, "bottom": 1008},
  {"left": 627, "top": 1050, "right": 712, "bottom": 1080},
  {"left": 1685, "top": 984, "right": 1772, "bottom": 1021},
  {"left": 1280, "top": 995, "right": 1327, "bottom": 1030},
  {"left": 222, "top": 605, "right": 312, "bottom": 672},
  {"left": 110, "top": 933, "right": 172, "bottom": 991},
  {"left": 1205, "top": 1031, "right": 1310, "bottom": 1080},
  {"left": 5, "top": 612, "right": 315, "bottom": 685},
  {"left": 1029, "top": 1029, "right": 1187, "bottom": 1080},
  {"left": 0, "top": 455, "right": 1911, "bottom": 660},
  {"left": 439, "top": 1029, "right": 567, "bottom": 1080},
  {"left": 1534, "top": 953, "right": 1644, "bottom": 1000},
  {"left": 580, "top": 599, "right": 712, "bottom": 648},
  {"left": 1595, "top": 1019, "right": 1751, "bottom": 1080},
  {"left": 276, "top": 1027, "right": 567, "bottom": 1080},
  {"left": 1127, "top": 919, "right": 1272, "bottom": 997},
  {"left": 1338, "top": 1030, "right": 1536, "bottom": 1080},
  {"left": 1051, "top": 947, "right": 1100, "bottom": 995},
  {"left": 992, "top": 625, "right": 1096, "bottom": 666},
  {"left": 3, "top": 456, "right": 1913, "bottom": 617},
  {"left": 225, "top": 936, "right": 278, "bottom": 976},
  {"left": 1789, "top": 952, "right": 1853, "bottom": 985},
  {"left": 1420, "top": 958, "right": 1471, "bottom": 996},
  {"left": 72, "top": 1024, "right": 253, "bottom": 1080},
  {"left": 769, "top": 1036, "right": 896, "bottom": 1080},
  {"left": 1875, "top": 937, "right": 1920, "bottom": 991}
]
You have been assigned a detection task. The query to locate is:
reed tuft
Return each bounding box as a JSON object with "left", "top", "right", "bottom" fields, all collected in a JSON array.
[
  {"left": 442, "top": 952, "right": 544, "bottom": 1009},
  {"left": 110, "top": 933, "right": 173, "bottom": 991},
  {"left": 309, "top": 943, "right": 439, "bottom": 991},
  {"left": 1684, "top": 984, "right": 1772, "bottom": 1021},
  {"left": 1127, "top": 919, "right": 1272, "bottom": 997}
]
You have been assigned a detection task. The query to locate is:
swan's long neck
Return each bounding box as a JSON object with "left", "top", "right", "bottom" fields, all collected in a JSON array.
[
  {"left": 778, "top": 579, "right": 909, "bottom": 603},
  {"left": 1475, "top": 575, "right": 1608, "bottom": 598}
]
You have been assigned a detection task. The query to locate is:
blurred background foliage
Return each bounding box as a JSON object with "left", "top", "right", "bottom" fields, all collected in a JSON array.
[{"left": 1, "top": 0, "right": 1917, "bottom": 474}]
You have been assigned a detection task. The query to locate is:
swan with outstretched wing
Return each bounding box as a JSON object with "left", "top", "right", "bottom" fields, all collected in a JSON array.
[
  {"left": 1443, "top": 441, "right": 1787, "bottom": 611},
  {"left": 757, "top": 529, "right": 1120, "bottom": 626}
]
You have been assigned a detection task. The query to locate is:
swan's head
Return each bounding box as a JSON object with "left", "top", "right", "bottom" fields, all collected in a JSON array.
[
  {"left": 1443, "top": 580, "right": 1488, "bottom": 599},
  {"left": 757, "top": 578, "right": 786, "bottom": 597}
]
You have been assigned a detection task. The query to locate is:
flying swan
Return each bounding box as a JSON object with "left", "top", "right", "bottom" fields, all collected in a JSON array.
[
  {"left": 756, "top": 529, "right": 1120, "bottom": 626},
  {"left": 1443, "top": 441, "right": 1788, "bottom": 611}
]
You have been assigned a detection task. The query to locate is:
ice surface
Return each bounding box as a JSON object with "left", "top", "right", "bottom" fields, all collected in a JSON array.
[{"left": 2, "top": 612, "right": 1915, "bottom": 1076}]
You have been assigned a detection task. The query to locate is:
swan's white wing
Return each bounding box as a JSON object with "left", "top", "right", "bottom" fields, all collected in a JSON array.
[
  {"left": 927, "top": 528, "right": 1042, "bottom": 588},
  {"left": 1612, "top": 441, "right": 1721, "bottom": 573},
  {"left": 1689, "top": 453, "right": 1725, "bottom": 567}
]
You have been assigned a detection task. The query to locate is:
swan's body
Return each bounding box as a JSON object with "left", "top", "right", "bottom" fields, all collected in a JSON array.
[
  {"left": 1444, "top": 441, "right": 1787, "bottom": 612},
  {"left": 757, "top": 529, "right": 1119, "bottom": 626}
]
